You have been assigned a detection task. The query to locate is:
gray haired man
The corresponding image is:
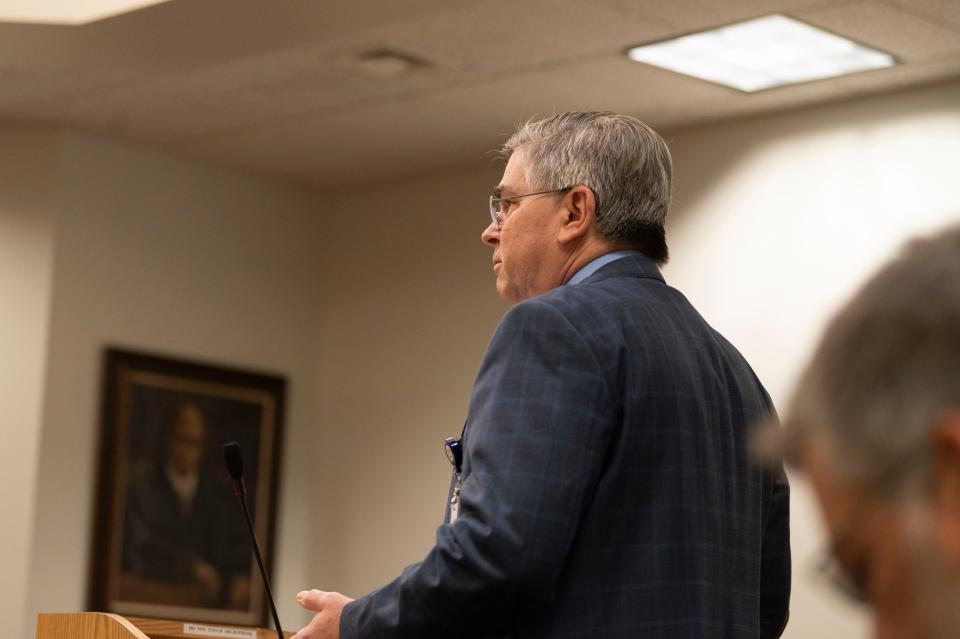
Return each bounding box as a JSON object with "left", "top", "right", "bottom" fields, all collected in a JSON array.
[
  {"left": 294, "top": 112, "right": 791, "bottom": 639},
  {"left": 775, "top": 223, "right": 960, "bottom": 639}
]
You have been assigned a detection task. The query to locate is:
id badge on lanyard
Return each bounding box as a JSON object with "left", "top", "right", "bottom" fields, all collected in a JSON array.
[{"left": 444, "top": 436, "right": 463, "bottom": 523}]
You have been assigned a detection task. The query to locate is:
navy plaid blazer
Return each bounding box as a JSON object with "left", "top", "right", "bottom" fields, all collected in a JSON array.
[{"left": 341, "top": 253, "right": 791, "bottom": 638}]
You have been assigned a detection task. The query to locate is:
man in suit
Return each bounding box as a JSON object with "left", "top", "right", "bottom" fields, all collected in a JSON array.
[
  {"left": 769, "top": 223, "right": 960, "bottom": 639},
  {"left": 294, "top": 112, "right": 791, "bottom": 638},
  {"left": 122, "top": 403, "right": 251, "bottom": 608}
]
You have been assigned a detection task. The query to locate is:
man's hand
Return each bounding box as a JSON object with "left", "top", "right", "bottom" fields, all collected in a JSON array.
[
  {"left": 226, "top": 576, "right": 250, "bottom": 610},
  {"left": 291, "top": 589, "right": 353, "bottom": 639},
  {"left": 192, "top": 561, "right": 222, "bottom": 604}
]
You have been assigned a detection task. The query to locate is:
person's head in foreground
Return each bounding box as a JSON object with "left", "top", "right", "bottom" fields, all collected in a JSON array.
[
  {"left": 777, "top": 223, "right": 960, "bottom": 639},
  {"left": 481, "top": 111, "right": 672, "bottom": 302}
]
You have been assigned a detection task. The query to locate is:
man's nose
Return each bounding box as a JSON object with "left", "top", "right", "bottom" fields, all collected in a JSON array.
[{"left": 481, "top": 222, "right": 499, "bottom": 246}]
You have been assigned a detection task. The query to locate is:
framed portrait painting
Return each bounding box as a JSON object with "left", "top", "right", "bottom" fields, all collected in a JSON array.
[{"left": 89, "top": 348, "right": 285, "bottom": 627}]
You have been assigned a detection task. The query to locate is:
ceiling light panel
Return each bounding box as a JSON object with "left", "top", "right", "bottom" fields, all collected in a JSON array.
[
  {"left": 626, "top": 14, "right": 896, "bottom": 93},
  {"left": 0, "top": 0, "right": 172, "bottom": 25}
]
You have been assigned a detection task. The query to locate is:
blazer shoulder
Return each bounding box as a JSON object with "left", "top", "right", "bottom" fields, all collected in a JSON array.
[{"left": 498, "top": 293, "right": 583, "bottom": 335}]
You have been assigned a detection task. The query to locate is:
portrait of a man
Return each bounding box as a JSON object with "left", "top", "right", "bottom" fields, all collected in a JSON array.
[
  {"left": 120, "top": 402, "right": 251, "bottom": 610},
  {"left": 91, "top": 349, "right": 285, "bottom": 627}
]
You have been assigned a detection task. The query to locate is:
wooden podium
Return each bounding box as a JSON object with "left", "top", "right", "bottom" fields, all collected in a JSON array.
[{"left": 36, "top": 613, "right": 294, "bottom": 639}]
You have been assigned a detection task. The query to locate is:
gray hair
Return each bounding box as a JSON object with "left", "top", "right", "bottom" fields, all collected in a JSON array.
[
  {"left": 502, "top": 112, "right": 673, "bottom": 263},
  {"left": 781, "top": 222, "right": 960, "bottom": 501}
]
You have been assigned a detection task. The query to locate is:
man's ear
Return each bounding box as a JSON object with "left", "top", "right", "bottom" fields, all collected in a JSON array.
[
  {"left": 932, "top": 409, "right": 960, "bottom": 570},
  {"left": 557, "top": 186, "right": 598, "bottom": 245}
]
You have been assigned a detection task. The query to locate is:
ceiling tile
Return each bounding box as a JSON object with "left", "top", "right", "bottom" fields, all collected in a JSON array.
[
  {"left": 796, "top": 0, "right": 960, "bottom": 61},
  {"left": 596, "top": 0, "right": 827, "bottom": 32},
  {"left": 182, "top": 55, "right": 746, "bottom": 188},
  {"left": 1, "top": 0, "right": 957, "bottom": 189},
  {"left": 880, "top": 0, "right": 960, "bottom": 34}
]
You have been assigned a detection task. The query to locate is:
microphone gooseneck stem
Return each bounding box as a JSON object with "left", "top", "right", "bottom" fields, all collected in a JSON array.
[{"left": 237, "top": 484, "right": 284, "bottom": 639}]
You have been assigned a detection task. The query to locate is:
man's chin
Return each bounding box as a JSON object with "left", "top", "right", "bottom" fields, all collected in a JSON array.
[{"left": 495, "top": 281, "right": 522, "bottom": 303}]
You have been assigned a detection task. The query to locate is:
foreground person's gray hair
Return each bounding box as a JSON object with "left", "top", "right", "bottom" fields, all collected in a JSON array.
[
  {"left": 780, "top": 222, "right": 960, "bottom": 499},
  {"left": 502, "top": 112, "right": 672, "bottom": 264}
]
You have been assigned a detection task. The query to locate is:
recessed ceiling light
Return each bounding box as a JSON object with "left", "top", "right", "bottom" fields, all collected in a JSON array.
[
  {"left": 0, "top": 0, "right": 172, "bottom": 25},
  {"left": 626, "top": 14, "right": 896, "bottom": 92}
]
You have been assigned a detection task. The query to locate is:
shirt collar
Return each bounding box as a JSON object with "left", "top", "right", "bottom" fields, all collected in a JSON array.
[{"left": 565, "top": 250, "right": 638, "bottom": 286}]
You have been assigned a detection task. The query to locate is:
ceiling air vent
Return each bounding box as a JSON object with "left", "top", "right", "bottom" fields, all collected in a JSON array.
[{"left": 355, "top": 49, "right": 431, "bottom": 79}]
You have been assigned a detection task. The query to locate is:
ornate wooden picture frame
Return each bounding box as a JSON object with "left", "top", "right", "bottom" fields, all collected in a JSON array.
[{"left": 90, "top": 348, "right": 285, "bottom": 627}]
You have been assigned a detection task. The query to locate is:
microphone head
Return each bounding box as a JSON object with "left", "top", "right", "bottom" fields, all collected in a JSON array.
[{"left": 223, "top": 441, "right": 244, "bottom": 481}]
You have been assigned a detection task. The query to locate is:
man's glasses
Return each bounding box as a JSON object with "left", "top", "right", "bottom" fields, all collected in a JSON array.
[
  {"left": 814, "top": 514, "right": 874, "bottom": 605},
  {"left": 812, "top": 443, "right": 927, "bottom": 606},
  {"left": 488, "top": 187, "right": 571, "bottom": 230}
]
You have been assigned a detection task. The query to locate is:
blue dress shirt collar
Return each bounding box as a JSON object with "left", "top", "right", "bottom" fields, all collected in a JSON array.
[{"left": 565, "top": 250, "right": 639, "bottom": 286}]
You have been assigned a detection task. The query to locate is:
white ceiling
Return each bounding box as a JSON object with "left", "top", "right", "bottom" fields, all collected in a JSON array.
[{"left": 1, "top": 0, "right": 959, "bottom": 190}]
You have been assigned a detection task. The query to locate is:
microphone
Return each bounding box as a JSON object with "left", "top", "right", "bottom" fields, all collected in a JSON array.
[
  {"left": 224, "top": 442, "right": 245, "bottom": 494},
  {"left": 223, "top": 441, "right": 284, "bottom": 639}
]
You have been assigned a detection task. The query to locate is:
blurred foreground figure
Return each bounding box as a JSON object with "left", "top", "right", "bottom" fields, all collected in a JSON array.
[{"left": 778, "top": 223, "right": 960, "bottom": 639}]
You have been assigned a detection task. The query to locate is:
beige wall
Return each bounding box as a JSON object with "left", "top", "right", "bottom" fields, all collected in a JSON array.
[
  {"left": 314, "top": 165, "right": 507, "bottom": 596},
  {"left": 663, "top": 81, "right": 960, "bottom": 639},
  {"left": 0, "top": 127, "right": 60, "bottom": 639},
  {"left": 6, "top": 130, "right": 329, "bottom": 634},
  {"left": 667, "top": 81, "right": 960, "bottom": 402},
  {"left": 3, "top": 79, "right": 959, "bottom": 639}
]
